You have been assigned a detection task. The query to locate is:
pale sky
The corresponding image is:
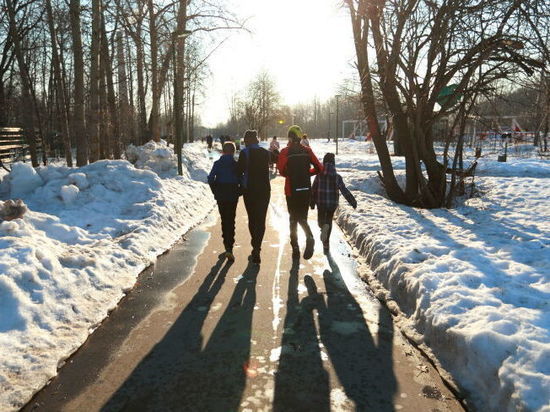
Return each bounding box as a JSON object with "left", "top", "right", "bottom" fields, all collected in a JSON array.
[{"left": 198, "top": 0, "right": 357, "bottom": 127}]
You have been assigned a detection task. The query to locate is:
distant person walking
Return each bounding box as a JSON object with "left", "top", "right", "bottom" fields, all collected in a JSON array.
[
  {"left": 269, "top": 136, "right": 280, "bottom": 152},
  {"left": 278, "top": 125, "right": 323, "bottom": 259},
  {"left": 269, "top": 136, "right": 280, "bottom": 173},
  {"left": 206, "top": 135, "right": 213, "bottom": 150},
  {"left": 237, "top": 130, "right": 271, "bottom": 264},
  {"left": 310, "top": 153, "right": 357, "bottom": 253},
  {"left": 207, "top": 141, "right": 240, "bottom": 261}
]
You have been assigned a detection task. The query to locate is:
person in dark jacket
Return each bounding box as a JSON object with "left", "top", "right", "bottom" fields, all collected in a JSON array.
[
  {"left": 311, "top": 153, "right": 357, "bottom": 253},
  {"left": 277, "top": 125, "right": 323, "bottom": 260},
  {"left": 237, "top": 129, "right": 271, "bottom": 264},
  {"left": 208, "top": 141, "right": 240, "bottom": 261}
]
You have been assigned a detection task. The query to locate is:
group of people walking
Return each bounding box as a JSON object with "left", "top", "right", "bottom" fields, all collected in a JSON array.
[{"left": 207, "top": 125, "right": 356, "bottom": 264}]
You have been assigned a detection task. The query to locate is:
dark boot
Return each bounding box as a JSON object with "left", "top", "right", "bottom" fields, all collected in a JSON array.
[
  {"left": 303, "top": 236, "right": 315, "bottom": 260},
  {"left": 249, "top": 249, "right": 261, "bottom": 264}
]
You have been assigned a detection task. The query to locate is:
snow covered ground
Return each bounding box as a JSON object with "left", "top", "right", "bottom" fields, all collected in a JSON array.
[
  {"left": 310, "top": 139, "right": 550, "bottom": 411},
  {"left": 0, "top": 141, "right": 214, "bottom": 411}
]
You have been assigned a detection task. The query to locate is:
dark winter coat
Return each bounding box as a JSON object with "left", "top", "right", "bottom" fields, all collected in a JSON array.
[
  {"left": 208, "top": 154, "right": 240, "bottom": 203},
  {"left": 237, "top": 144, "right": 271, "bottom": 197}
]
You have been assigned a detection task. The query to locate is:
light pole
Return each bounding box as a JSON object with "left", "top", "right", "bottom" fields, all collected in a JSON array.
[
  {"left": 335, "top": 94, "right": 341, "bottom": 155},
  {"left": 328, "top": 111, "right": 334, "bottom": 142}
]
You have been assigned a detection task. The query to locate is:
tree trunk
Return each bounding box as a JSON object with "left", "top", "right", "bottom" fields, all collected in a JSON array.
[
  {"left": 99, "top": 63, "right": 108, "bottom": 159},
  {"left": 0, "top": 80, "right": 6, "bottom": 126},
  {"left": 45, "top": 0, "right": 73, "bottom": 166},
  {"left": 147, "top": 0, "right": 160, "bottom": 142},
  {"left": 174, "top": 0, "right": 188, "bottom": 169},
  {"left": 101, "top": 18, "right": 120, "bottom": 158},
  {"left": 116, "top": 31, "right": 131, "bottom": 152},
  {"left": 70, "top": 0, "right": 88, "bottom": 166},
  {"left": 88, "top": 0, "right": 102, "bottom": 162},
  {"left": 190, "top": 90, "right": 195, "bottom": 143},
  {"left": 135, "top": 26, "right": 147, "bottom": 143},
  {"left": 347, "top": 4, "right": 405, "bottom": 203},
  {"left": 6, "top": 0, "right": 38, "bottom": 167}
]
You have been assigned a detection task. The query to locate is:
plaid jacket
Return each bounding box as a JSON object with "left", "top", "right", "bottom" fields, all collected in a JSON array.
[{"left": 311, "top": 162, "right": 357, "bottom": 210}]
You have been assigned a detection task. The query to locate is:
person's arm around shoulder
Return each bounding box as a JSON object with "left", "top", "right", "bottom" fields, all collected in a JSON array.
[
  {"left": 307, "top": 146, "right": 323, "bottom": 176},
  {"left": 310, "top": 175, "right": 319, "bottom": 209},
  {"left": 337, "top": 174, "right": 357, "bottom": 209},
  {"left": 277, "top": 147, "right": 289, "bottom": 177}
]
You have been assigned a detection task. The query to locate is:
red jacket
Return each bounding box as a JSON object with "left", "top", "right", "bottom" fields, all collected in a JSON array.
[{"left": 277, "top": 142, "right": 323, "bottom": 196}]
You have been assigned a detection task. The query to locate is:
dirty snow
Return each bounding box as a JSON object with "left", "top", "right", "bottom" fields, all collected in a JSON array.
[
  {"left": 0, "top": 141, "right": 214, "bottom": 411},
  {"left": 310, "top": 139, "right": 550, "bottom": 411}
]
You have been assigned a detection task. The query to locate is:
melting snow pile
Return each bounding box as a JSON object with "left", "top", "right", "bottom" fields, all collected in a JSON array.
[
  {"left": 0, "top": 141, "right": 214, "bottom": 411},
  {"left": 311, "top": 140, "right": 550, "bottom": 411}
]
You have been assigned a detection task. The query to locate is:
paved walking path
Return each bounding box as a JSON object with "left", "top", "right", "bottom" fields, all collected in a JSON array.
[{"left": 24, "top": 177, "right": 463, "bottom": 412}]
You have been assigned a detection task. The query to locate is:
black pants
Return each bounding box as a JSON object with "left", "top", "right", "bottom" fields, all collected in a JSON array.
[
  {"left": 286, "top": 192, "right": 313, "bottom": 248},
  {"left": 317, "top": 207, "right": 336, "bottom": 246},
  {"left": 217, "top": 200, "right": 238, "bottom": 251},
  {"left": 243, "top": 193, "right": 270, "bottom": 251}
]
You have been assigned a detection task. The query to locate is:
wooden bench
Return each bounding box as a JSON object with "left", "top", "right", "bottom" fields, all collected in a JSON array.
[{"left": 0, "top": 127, "right": 42, "bottom": 171}]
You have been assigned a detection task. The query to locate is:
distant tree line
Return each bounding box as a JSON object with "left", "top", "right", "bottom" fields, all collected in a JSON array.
[
  {"left": 0, "top": 0, "right": 243, "bottom": 167},
  {"left": 213, "top": 71, "right": 367, "bottom": 140}
]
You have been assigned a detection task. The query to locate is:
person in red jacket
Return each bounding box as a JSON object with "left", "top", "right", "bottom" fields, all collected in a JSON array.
[{"left": 277, "top": 125, "right": 323, "bottom": 259}]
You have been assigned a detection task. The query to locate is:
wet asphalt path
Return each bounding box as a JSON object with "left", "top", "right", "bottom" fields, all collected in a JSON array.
[{"left": 23, "top": 176, "right": 463, "bottom": 412}]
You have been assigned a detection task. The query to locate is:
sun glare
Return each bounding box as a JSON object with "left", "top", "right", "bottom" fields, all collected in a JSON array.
[{"left": 200, "top": 0, "right": 356, "bottom": 127}]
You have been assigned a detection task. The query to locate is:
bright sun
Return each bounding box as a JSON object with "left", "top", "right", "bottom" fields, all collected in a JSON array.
[{"left": 200, "top": 0, "right": 356, "bottom": 127}]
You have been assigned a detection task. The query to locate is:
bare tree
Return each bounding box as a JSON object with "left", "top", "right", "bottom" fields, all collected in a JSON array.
[
  {"left": 45, "top": 0, "right": 72, "bottom": 166},
  {"left": 243, "top": 71, "right": 280, "bottom": 139},
  {"left": 346, "top": 0, "right": 544, "bottom": 207},
  {"left": 87, "top": 0, "right": 102, "bottom": 162},
  {"left": 100, "top": 11, "right": 120, "bottom": 158},
  {"left": 70, "top": 0, "right": 88, "bottom": 166},
  {"left": 116, "top": 31, "right": 132, "bottom": 148},
  {"left": 5, "top": 0, "right": 39, "bottom": 166}
]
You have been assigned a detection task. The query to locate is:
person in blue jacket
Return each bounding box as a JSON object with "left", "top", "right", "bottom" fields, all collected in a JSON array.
[{"left": 207, "top": 141, "right": 240, "bottom": 261}]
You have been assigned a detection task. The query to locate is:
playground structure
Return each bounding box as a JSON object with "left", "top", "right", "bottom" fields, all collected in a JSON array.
[
  {"left": 464, "top": 115, "right": 548, "bottom": 158},
  {"left": 342, "top": 118, "right": 391, "bottom": 141},
  {"left": 340, "top": 115, "right": 547, "bottom": 158}
]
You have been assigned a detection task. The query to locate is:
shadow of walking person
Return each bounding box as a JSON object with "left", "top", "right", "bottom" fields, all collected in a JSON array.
[
  {"left": 317, "top": 254, "right": 397, "bottom": 412},
  {"left": 167, "top": 262, "right": 259, "bottom": 411},
  {"left": 101, "top": 256, "right": 233, "bottom": 411},
  {"left": 273, "top": 260, "right": 330, "bottom": 412}
]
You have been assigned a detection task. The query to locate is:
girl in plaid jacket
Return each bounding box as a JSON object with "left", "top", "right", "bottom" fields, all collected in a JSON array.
[{"left": 310, "top": 153, "right": 357, "bottom": 253}]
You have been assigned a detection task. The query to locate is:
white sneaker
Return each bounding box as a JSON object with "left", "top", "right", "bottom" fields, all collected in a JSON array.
[{"left": 320, "top": 224, "right": 330, "bottom": 243}]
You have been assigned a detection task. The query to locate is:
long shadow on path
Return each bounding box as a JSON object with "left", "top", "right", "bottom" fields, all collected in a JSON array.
[
  {"left": 317, "top": 255, "right": 397, "bottom": 411},
  {"left": 273, "top": 259, "right": 330, "bottom": 411},
  {"left": 102, "top": 258, "right": 259, "bottom": 411}
]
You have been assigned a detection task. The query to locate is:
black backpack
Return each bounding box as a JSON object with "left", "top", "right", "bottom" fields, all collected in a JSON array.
[{"left": 287, "top": 145, "right": 313, "bottom": 194}]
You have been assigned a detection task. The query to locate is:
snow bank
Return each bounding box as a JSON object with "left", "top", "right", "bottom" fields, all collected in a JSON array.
[
  {"left": 0, "top": 141, "right": 214, "bottom": 411},
  {"left": 310, "top": 141, "right": 550, "bottom": 411}
]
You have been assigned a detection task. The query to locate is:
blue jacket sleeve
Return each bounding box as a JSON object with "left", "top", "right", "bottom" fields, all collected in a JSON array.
[
  {"left": 337, "top": 174, "right": 357, "bottom": 208},
  {"left": 208, "top": 161, "right": 218, "bottom": 192}
]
